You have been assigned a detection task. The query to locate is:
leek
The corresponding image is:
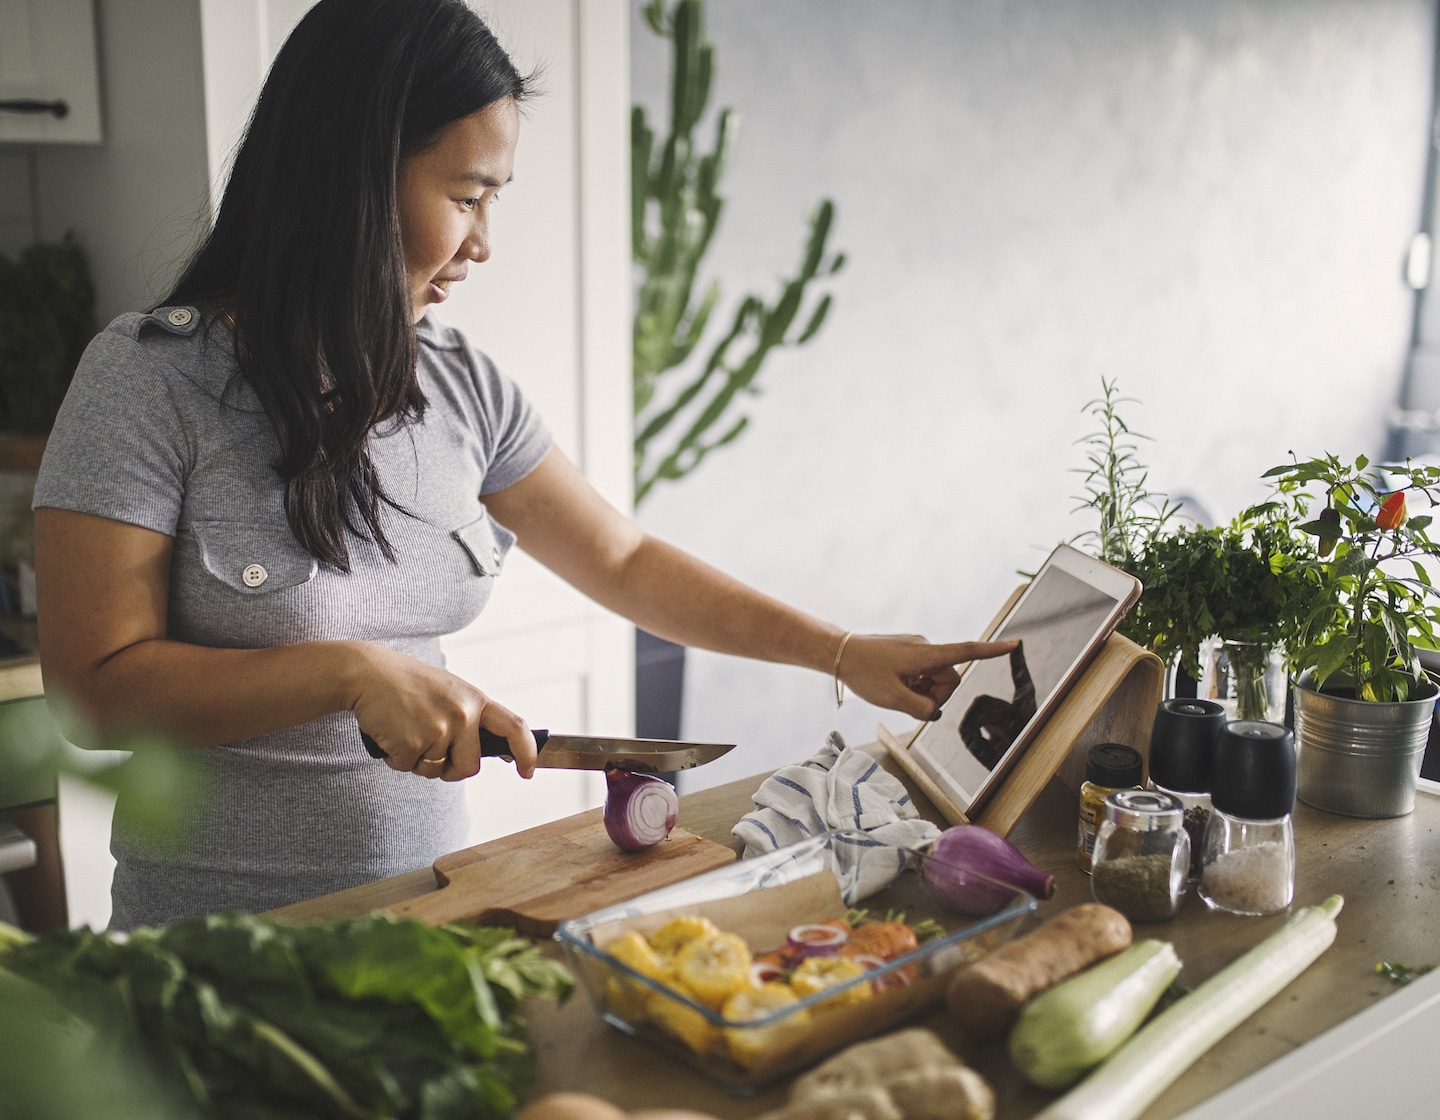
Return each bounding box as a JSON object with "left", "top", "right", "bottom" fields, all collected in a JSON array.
[{"left": 1036, "top": 894, "right": 1344, "bottom": 1120}]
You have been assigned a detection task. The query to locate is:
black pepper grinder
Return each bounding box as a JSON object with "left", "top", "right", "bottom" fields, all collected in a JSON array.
[
  {"left": 1147, "top": 698, "right": 1228, "bottom": 881},
  {"left": 1198, "top": 720, "right": 1297, "bottom": 916}
]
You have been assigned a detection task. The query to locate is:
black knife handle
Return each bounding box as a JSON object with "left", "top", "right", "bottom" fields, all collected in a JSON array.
[
  {"left": 360, "top": 728, "right": 549, "bottom": 761},
  {"left": 0, "top": 99, "right": 69, "bottom": 118}
]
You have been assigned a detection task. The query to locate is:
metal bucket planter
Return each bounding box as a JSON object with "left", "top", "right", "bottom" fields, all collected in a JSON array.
[{"left": 1293, "top": 669, "right": 1439, "bottom": 819}]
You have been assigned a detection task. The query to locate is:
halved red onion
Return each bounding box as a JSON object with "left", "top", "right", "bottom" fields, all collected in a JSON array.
[
  {"left": 847, "top": 953, "right": 887, "bottom": 971},
  {"left": 922, "top": 824, "right": 1056, "bottom": 916},
  {"left": 603, "top": 770, "right": 679, "bottom": 852}
]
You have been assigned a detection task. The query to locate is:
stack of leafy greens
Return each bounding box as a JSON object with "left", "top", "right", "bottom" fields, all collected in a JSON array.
[
  {"left": 1120, "top": 511, "right": 1318, "bottom": 681},
  {"left": 0, "top": 911, "right": 572, "bottom": 1120}
]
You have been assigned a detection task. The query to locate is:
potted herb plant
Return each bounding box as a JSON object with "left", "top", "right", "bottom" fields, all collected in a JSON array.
[
  {"left": 1121, "top": 511, "right": 1317, "bottom": 721},
  {"left": 1069, "top": 380, "right": 1313, "bottom": 719},
  {"left": 1263, "top": 453, "right": 1440, "bottom": 818}
]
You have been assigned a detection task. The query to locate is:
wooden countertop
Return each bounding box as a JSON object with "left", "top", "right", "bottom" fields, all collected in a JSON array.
[{"left": 273, "top": 747, "right": 1440, "bottom": 1119}]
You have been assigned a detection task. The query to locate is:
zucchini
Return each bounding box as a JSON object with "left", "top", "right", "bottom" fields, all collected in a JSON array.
[
  {"left": 1036, "top": 894, "right": 1344, "bottom": 1120},
  {"left": 1009, "top": 939, "right": 1182, "bottom": 1090}
]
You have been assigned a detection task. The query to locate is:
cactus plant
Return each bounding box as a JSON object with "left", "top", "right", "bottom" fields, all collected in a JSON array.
[{"left": 632, "top": 0, "right": 844, "bottom": 504}]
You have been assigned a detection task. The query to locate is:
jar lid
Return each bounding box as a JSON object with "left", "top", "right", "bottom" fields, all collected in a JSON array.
[
  {"left": 1102, "top": 788, "right": 1184, "bottom": 831},
  {"left": 1148, "top": 698, "right": 1227, "bottom": 793},
  {"left": 1210, "top": 720, "right": 1296, "bottom": 819},
  {"left": 1086, "top": 743, "right": 1143, "bottom": 788}
]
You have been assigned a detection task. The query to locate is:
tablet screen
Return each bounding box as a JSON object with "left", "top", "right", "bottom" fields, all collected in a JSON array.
[{"left": 908, "top": 551, "right": 1132, "bottom": 813}]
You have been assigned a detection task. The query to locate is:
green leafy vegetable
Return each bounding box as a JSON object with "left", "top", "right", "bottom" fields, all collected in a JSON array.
[
  {"left": 1375, "top": 960, "right": 1435, "bottom": 985},
  {"left": 0, "top": 911, "right": 572, "bottom": 1120},
  {"left": 1119, "top": 512, "right": 1319, "bottom": 682}
]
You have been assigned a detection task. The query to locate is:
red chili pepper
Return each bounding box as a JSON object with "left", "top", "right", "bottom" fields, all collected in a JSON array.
[{"left": 1377, "top": 491, "right": 1407, "bottom": 531}]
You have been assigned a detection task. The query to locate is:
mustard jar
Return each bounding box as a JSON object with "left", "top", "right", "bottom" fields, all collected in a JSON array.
[{"left": 1076, "top": 743, "right": 1144, "bottom": 873}]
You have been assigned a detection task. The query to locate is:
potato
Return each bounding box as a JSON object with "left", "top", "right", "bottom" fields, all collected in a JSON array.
[{"left": 945, "top": 902, "right": 1132, "bottom": 1043}]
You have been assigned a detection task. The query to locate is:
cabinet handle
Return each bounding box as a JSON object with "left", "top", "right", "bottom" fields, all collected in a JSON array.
[{"left": 0, "top": 99, "right": 69, "bottom": 119}]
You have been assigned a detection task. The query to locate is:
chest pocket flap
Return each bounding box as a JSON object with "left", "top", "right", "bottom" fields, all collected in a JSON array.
[
  {"left": 453, "top": 512, "right": 516, "bottom": 577},
  {"left": 192, "top": 520, "right": 319, "bottom": 593}
]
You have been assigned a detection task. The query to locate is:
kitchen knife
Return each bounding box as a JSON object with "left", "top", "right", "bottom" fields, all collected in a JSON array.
[{"left": 360, "top": 728, "right": 734, "bottom": 773}]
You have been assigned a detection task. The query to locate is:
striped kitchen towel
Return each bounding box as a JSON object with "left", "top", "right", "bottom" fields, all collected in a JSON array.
[{"left": 732, "top": 733, "right": 943, "bottom": 903}]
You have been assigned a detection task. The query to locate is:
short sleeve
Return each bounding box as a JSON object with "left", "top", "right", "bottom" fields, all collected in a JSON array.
[
  {"left": 32, "top": 329, "right": 190, "bottom": 536},
  {"left": 467, "top": 347, "right": 552, "bottom": 494}
]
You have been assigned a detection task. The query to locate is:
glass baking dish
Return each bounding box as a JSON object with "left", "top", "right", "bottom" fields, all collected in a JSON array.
[{"left": 554, "top": 828, "right": 1038, "bottom": 1091}]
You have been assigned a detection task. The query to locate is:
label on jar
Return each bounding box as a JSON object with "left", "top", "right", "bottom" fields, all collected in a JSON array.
[{"left": 1077, "top": 794, "right": 1107, "bottom": 874}]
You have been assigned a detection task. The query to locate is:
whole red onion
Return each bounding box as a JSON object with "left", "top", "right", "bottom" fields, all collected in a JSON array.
[{"left": 922, "top": 825, "right": 1056, "bottom": 916}]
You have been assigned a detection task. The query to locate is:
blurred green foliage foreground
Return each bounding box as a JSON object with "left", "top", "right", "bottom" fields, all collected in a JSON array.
[{"left": 0, "top": 703, "right": 573, "bottom": 1120}]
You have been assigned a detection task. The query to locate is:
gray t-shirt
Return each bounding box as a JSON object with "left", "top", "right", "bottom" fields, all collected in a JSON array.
[{"left": 33, "top": 306, "right": 552, "bottom": 929}]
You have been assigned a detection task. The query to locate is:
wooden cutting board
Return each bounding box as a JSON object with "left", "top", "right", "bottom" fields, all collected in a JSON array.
[{"left": 386, "top": 806, "right": 736, "bottom": 935}]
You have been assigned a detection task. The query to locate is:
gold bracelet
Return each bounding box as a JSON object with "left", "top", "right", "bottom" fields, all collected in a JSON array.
[{"left": 833, "top": 630, "right": 854, "bottom": 708}]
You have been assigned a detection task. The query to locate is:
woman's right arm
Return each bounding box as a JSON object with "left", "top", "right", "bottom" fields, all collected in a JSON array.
[{"left": 32, "top": 508, "right": 536, "bottom": 777}]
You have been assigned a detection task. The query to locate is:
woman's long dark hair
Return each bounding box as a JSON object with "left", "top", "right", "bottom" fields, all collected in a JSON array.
[{"left": 164, "top": 0, "right": 533, "bottom": 570}]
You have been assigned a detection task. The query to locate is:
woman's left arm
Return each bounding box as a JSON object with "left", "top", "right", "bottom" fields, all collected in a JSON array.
[{"left": 482, "top": 447, "right": 1014, "bottom": 721}]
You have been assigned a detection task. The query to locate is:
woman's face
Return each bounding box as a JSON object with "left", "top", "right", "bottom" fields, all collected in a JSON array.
[{"left": 396, "top": 97, "right": 519, "bottom": 323}]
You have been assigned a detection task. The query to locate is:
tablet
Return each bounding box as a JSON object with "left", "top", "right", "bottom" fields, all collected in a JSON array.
[{"left": 905, "top": 543, "right": 1142, "bottom": 816}]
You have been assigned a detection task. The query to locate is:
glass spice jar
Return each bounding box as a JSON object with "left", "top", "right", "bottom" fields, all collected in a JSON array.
[
  {"left": 1198, "top": 720, "right": 1296, "bottom": 916},
  {"left": 1090, "top": 789, "right": 1190, "bottom": 922},
  {"left": 1077, "top": 743, "right": 1144, "bottom": 873}
]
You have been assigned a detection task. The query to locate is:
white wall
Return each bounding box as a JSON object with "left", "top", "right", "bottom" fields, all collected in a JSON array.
[{"left": 630, "top": 0, "right": 1436, "bottom": 789}]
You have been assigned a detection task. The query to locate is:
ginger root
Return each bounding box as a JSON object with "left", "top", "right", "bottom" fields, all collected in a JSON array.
[{"left": 759, "top": 1028, "right": 995, "bottom": 1120}]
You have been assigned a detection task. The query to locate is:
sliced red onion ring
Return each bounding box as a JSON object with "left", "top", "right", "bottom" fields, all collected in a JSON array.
[
  {"left": 750, "top": 961, "right": 786, "bottom": 985},
  {"left": 872, "top": 968, "right": 914, "bottom": 993},
  {"left": 787, "top": 923, "right": 849, "bottom": 956}
]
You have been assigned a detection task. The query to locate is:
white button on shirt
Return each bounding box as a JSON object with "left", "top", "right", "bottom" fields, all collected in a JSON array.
[
  {"left": 167, "top": 308, "right": 193, "bottom": 327},
  {"left": 242, "top": 563, "right": 268, "bottom": 587}
]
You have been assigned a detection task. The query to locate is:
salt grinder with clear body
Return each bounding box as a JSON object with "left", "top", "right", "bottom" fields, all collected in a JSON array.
[{"left": 1198, "top": 719, "right": 1296, "bottom": 916}]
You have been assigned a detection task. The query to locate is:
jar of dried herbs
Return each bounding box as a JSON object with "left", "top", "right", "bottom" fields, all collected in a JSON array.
[{"left": 1090, "top": 789, "right": 1189, "bottom": 921}]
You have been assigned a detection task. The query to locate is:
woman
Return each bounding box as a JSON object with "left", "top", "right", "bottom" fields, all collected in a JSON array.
[{"left": 31, "top": 0, "right": 1012, "bottom": 930}]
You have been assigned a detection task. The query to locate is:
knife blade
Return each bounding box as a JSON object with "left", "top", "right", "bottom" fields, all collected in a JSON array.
[{"left": 360, "top": 728, "right": 733, "bottom": 772}]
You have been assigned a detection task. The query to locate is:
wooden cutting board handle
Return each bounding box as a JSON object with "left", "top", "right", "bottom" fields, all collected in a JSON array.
[{"left": 387, "top": 808, "right": 736, "bottom": 936}]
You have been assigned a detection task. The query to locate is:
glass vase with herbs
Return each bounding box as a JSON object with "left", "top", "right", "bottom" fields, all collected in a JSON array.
[{"left": 1120, "top": 511, "right": 1318, "bottom": 721}]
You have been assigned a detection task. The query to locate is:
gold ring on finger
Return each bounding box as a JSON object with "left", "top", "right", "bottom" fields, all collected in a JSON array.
[{"left": 421, "top": 755, "right": 448, "bottom": 766}]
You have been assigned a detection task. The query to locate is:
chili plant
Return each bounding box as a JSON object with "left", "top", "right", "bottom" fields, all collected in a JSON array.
[{"left": 1263, "top": 453, "right": 1440, "bottom": 702}]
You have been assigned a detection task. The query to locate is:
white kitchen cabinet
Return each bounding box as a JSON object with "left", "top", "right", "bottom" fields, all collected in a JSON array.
[{"left": 0, "top": 0, "right": 102, "bottom": 143}]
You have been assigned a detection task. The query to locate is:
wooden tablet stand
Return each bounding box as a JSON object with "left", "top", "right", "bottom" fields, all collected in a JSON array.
[{"left": 880, "top": 629, "right": 1164, "bottom": 838}]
